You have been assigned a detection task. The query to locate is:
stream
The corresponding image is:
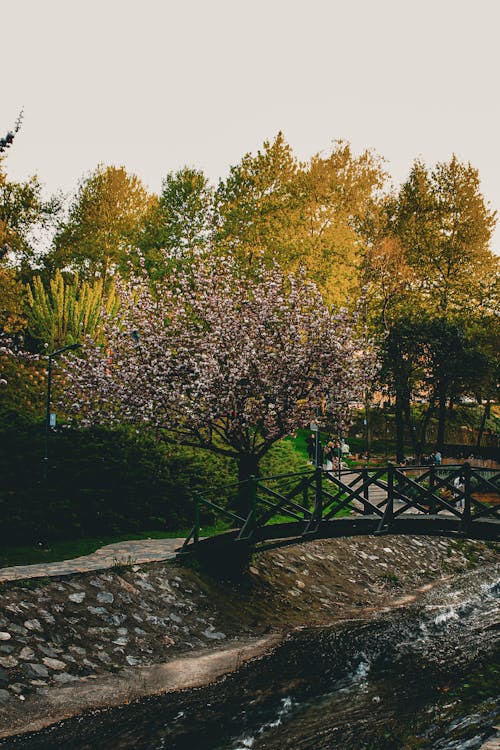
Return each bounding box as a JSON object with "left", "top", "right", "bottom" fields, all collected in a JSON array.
[{"left": 4, "top": 565, "right": 499, "bottom": 750}]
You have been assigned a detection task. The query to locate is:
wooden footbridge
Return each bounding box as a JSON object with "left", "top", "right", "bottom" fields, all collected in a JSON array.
[{"left": 181, "top": 463, "right": 500, "bottom": 561}]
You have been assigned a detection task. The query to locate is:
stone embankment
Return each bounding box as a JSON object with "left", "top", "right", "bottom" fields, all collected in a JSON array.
[{"left": 0, "top": 535, "right": 497, "bottom": 739}]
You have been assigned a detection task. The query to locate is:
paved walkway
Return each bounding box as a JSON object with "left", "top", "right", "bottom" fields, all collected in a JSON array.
[{"left": 0, "top": 538, "right": 185, "bottom": 584}]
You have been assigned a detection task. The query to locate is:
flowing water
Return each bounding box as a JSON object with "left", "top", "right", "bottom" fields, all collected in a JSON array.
[{"left": 4, "top": 565, "right": 499, "bottom": 750}]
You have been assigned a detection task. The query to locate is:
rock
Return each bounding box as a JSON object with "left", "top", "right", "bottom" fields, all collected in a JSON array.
[
  {"left": 125, "top": 655, "right": 139, "bottom": 666},
  {"left": 24, "top": 619, "right": 42, "bottom": 631},
  {"left": 5, "top": 604, "right": 21, "bottom": 614},
  {"left": 97, "top": 592, "right": 114, "bottom": 604},
  {"left": 145, "top": 615, "right": 166, "bottom": 627},
  {"left": 0, "top": 667, "right": 9, "bottom": 685},
  {"left": 102, "top": 613, "right": 126, "bottom": 626},
  {"left": 69, "top": 592, "right": 86, "bottom": 603},
  {"left": 169, "top": 613, "right": 182, "bottom": 624},
  {"left": 0, "top": 689, "right": 10, "bottom": 703},
  {"left": 0, "top": 645, "right": 14, "bottom": 654},
  {"left": 53, "top": 672, "right": 79, "bottom": 683},
  {"left": 97, "top": 652, "right": 111, "bottom": 665},
  {"left": 76, "top": 667, "right": 95, "bottom": 677},
  {"left": 116, "top": 576, "right": 139, "bottom": 595},
  {"left": 135, "top": 580, "right": 155, "bottom": 592},
  {"left": 112, "top": 637, "right": 128, "bottom": 646},
  {"left": 7, "top": 625, "right": 28, "bottom": 635},
  {"left": 9, "top": 683, "right": 26, "bottom": 695},
  {"left": 39, "top": 611, "right": 56, "bottom": 624},
  {"left": 42, "top": 657, "right": 66, "bottom": 671},
  {"left": 202, "top": 628, "right": 226, "bottom": 640},
  {"left": 0, "top": 633, "right": 11, "bottom": 641},
  {"left": 0, "top": 656, "right": 18, "bottom": 668},
  {"left": 88, "top": 606, "right": 107, "bottom": 615},
  {"left": 23, "top": 663, "right": 49, "bottom": 678},
  {"left": 87, "top": 626, "right": 111, "bottom": 636}
]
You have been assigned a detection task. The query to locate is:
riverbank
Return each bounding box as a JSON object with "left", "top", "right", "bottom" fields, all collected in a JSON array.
[{"left": 0, "top": 535, "right": 497, "bottom": 740}]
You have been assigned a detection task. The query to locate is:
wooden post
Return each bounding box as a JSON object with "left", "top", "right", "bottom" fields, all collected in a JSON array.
[
  {"left": 314, "top": 466, "right": 323, "bottom": 526},
  {"left": 302, "top": 478, "right": 310, "bottom": 515},
  {"left": 194, "top": 493, "right": 200, "bottom": 543},
  {"left": 387, "top": 464, "right": 394, "bottom": 522},
  {"left": 362, "top": 467, "right": 370, "bottom": 515},
  {"left": 377, "top": 464, "right": 394, "bottom": 534},
  {"left": 429, "top": 465, "right": 436, "bottom": 514},
  {"left": 249, "top": 475, "right": 258, "bottom": 533},
  {"left": 461, "top": 462, "right": 472, "bottom": 531}
]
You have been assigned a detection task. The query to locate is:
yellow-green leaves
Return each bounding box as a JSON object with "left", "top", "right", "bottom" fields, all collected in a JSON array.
[{"left": 26, "top": 271, "right": 119, "bottom": 349}]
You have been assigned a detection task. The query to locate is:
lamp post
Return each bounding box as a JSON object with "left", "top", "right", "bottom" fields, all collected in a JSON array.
[{"left": 44, "top": 343, "right": 81, "bottom": 479}]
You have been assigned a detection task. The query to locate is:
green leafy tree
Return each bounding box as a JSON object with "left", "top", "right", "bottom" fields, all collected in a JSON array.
[
  {"left": 0, "top": 162, "right": 60, "bottom": 271},
  {"left": 140, "top": 167, "right": 213, "bottom": 269},
  {"left": 47, "top": 165, "right": 154, "bottom": 279},
  {"left": 214, "top": 132, "right": 300, "bottom": 265},
  {"left": 381, "top": 315, "right": 490, "bottom": 459}
]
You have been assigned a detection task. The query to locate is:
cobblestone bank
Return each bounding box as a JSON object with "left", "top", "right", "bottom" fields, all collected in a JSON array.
[{"left": 0, "top": 535, "right": 497, "bottom": 737}]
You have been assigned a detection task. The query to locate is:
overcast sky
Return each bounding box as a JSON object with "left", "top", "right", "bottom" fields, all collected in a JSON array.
[{"left": 3, "top": 0, "right": 499, "bottom": 253}]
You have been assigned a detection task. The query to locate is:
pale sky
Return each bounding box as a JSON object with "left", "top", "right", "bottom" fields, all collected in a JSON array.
[{"left": 3, "top": 0, "right": 500, "bottom": 253}]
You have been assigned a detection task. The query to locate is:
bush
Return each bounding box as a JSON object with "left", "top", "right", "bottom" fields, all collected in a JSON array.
[{"left": 0, "top": 418, "right": 235, "bottom": 545}]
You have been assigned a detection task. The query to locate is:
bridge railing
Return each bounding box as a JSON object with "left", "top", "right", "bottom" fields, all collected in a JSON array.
[
  {"left": 182, "top": 463, "right": 499, "bottom": 549},
  {"left": 181, "top": 469, "right": 315, "bottom": 547}
]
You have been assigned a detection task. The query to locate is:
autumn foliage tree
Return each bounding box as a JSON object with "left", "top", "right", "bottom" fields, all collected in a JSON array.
[
  {"left": 61, "top": 253, "right": 371, "bottom": 507},
  {"left": 214, "top": 133, "right": 386, "bottom": 305},
  {"left": 46, "top": 165, "right": 154, "bottom": 279}
]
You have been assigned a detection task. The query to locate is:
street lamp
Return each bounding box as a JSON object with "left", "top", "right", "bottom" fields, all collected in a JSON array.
[{"left": 44, "top": 343, "right": 81, "bottom": 479}]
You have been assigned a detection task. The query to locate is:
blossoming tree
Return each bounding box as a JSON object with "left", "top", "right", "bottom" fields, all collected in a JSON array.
[{"left": 61, "top": 253, "right": 372, "bottom": 508}]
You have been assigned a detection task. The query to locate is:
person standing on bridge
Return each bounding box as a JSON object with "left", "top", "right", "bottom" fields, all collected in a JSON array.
[
  {"left": 324, "top": 441, "right": 335, "bottom": 471},
  {"left": 434, "top": 450, "right": 442, "bottom": 466},
  {"left": 307, "top": 433, "right": 316, "bottom": 464}
]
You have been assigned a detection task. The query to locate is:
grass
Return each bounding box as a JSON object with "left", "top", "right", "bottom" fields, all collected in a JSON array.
[
  {"left": 0, "top": 529, "right": 191, "bottom": 569},
  {"left": 0, "top": 499, "right": 356, "bottom": 570}
]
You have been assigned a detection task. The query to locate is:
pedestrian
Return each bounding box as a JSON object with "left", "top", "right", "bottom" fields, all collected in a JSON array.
[
  {"left": 434, "top": 450, "right": 442, "bottom": 466},
  {"left": 306, "top": 433, "right": 316, "bottom": 464},
  {"left": 324, "top": 441, "right": 335, "bottom": 471},
  {"left": 453, "top": 474, "right": 465, "bottom": 510}
]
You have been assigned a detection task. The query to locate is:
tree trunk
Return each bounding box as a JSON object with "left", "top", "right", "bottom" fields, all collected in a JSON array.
[
  {"left": 417, "top": 398, "right": 435, "bottom": 464},
  {"left": 395, "top": 391, "right": 405, "bottom": 463},
  {"left": 436, "top": 385, "right": 447, "bottom": 453},
  {"left": 476, "top": 400, "right": 490, "bottom": 450},
  {"left": 403, "top": 398, "right": 417, "bottom": 459},
  {"left": 236, "top": 452, "right": 260, "bottom": 517}
]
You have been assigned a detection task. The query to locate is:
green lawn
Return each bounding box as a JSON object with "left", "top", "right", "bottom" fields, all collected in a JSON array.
[{"left": 0, "top": 530, "right": 196, "bottom": 569}]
